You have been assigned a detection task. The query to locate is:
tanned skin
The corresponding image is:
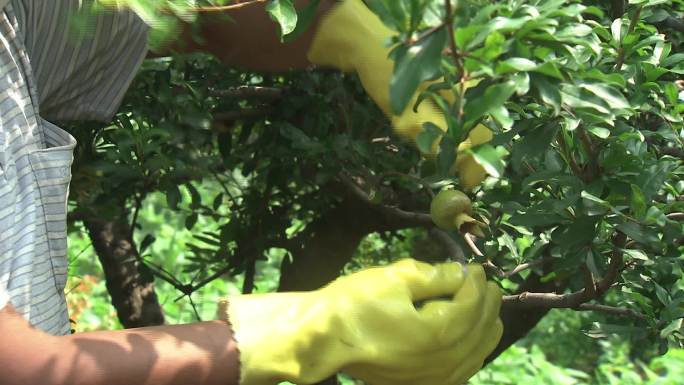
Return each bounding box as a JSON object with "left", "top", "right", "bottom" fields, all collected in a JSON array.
[
  {"left": 0, "top": 1, "right": 337, "bottom": 384},
  {"left": 159, "top": 0, "right": 338, "bottom": 72}
]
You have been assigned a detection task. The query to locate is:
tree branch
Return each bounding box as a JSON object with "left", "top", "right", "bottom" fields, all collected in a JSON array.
[
  {"left": 575, "top": 303, "right": 648, "bottom": 320},
  {"left": 338, "top": 173, "right": 433, "bottom": 227},
  {"left": 503, "top": 232, "right": 628, "bottom": 311},
  {"left": 210, "top": 86, "right": 285, "bottom": 99}
]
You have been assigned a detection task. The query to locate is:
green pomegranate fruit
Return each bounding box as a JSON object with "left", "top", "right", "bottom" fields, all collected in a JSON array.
[{"left": 430, "top": 189, "right": 484, "bottom": 236}]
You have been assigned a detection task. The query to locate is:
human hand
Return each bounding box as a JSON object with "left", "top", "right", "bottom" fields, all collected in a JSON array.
[{"left": 219, "top": 259, "right": 502, "bottom": 385}]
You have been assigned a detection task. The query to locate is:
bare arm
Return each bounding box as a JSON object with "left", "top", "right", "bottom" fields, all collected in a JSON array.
[
  {"left": 157, "top": 0, "right": 337, "bottom": 72},
  {"left": 0, "top": 305, "right": 239, "bottom": 385}
]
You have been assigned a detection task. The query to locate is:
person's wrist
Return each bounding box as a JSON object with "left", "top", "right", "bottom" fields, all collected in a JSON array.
[{"left": 219, "top": 291, "right": 344, "bottom": 384}]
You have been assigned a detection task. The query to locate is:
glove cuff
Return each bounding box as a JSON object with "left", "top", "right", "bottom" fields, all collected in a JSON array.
[{"left": 218, "top": 292, "right": 352, "bottom": 385}]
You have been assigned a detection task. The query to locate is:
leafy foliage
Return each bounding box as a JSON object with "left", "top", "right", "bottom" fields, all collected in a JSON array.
[{"left": 66, "top": 0, "right": 684, "bottom": 381}]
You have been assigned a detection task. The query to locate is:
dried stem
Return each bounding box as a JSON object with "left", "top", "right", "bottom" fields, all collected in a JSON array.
[{"left": 463, "top": 232, "right": 484, "bottom": 257}]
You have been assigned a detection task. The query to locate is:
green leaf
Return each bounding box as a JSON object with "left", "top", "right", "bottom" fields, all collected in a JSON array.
[
  {"left": 636, "top": 162, "right": 674, "bottom": 201},
  {"left": 515, "top": 122, "right": 559, "bottom": 167},
  {"left": 581, "top": 191, "right": 610, "bottom": 207},
  {"left": 557, "top": 23, "right": 593, "bottom": 39},
  {"left": 579, "top": 83, "right": 630, "bottom": 110},
  {"left": 166, "top": 185, "right": 182, "bottom": 210},
  {"left": 611, "top": 18, "right": 622, "bottom": 44},
  {"left": 185, "top": 212, "right": 199, "bottom": 230},
  {"left": 186, "top": 183, "right": 202, "bottom": 210},
  {"left": 437, "top": 135, "right": 457, "bottom": 176},
  {"left": 266, "top": 0, "right": 298, "bottom": 38},
  {"left": 139, "top": 234, "right": 156, "bottom": 254},
  {"left": 552, "top": 215, "right": 599, "bottom": 250},
  {"left": 587, "top": 126, "right": 610, "bottom": 139},
  {"left": 661, "top": 318, "right": 683, "bottom": 338},
  {"left": 280, "top": 123, "right": 324, "bottom": 152},
  {"left": 616, "top": 222, "right": 661, "bottom": 248},
  {"left": 390, "top": 28, "right": 447, "bottom": 114},
  {"left": 417, "top": 122, "right": 443, "bottom": 154},
  {"left": 496, "top": 57, "right": 537, "bottom": 74},
  {"left": 471, "top": 144, "right": 509, "bottom": 178},
  {"left": 213, "top": 193, "right": 224, "bottom": 211},
  {"left": 630, "top": 184, "right": 647, "bottom": 218},
  {"left": 509, "top": 212, "right": 567, "bottom": 227},
  {"left": 533, "top": 61, "right": 564, "bottom": 80},
  {"left": 662, "top": 53, "right": 684, "bottom": 67},
  {"left": 463, "top": 81, "right": 516, "bottom": 126},
  {"left": 284, "top": 0, "right": 321, "bottom": 42},
  {"left": 532, "top": 74, "right": 561, "bottom": 115}
]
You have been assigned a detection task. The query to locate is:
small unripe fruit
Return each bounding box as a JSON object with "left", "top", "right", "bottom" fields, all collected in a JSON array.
[{"left": 430, "top": 189, "right": 484, "bottom": 236}]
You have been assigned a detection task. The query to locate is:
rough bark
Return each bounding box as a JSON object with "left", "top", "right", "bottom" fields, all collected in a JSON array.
[
  {"left": 84, "top": 216, "right": 165, "bottom": 328},
  {"left": 278, "top": 192, "right": 420, "bottom": 291},
  {"left": 485, "top": 272, "right": 559, "bottom": 363}
]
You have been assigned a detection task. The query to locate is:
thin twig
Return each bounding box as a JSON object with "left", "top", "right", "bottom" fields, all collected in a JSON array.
[
  {"left": 484, "top": 258, "right": 545, "bottom": 278},
  {"left": 575, "top": 303, "right": 648, "bottom": 320},
  {"left": 666, "top": 212, "right": 684, "bottom": 221},
  {"left": 129, "top": 194, "right": 143, "bottom": 240},
  {"left": 195, "top": 0, "right": 269, "bottom": 13},
  {"left": 504, "top": 259, "right": 544, "bottom": 278},
  {"left": 503, "top": 290, "right": 589, "bottom": 308},
  {"left": 188, "top": 296, "right": 203, "bottom": 322},
  {"left": 463, "top": 232, "right": 484, "bottom": 257}
]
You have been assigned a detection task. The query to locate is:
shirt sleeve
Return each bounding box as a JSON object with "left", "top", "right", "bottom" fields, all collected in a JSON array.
[
  {"left": 13, "top": 0, "right": 149, "bottom": 122},
  {"left": 0, "top": 285, "right": 8, "bottom": 311}
]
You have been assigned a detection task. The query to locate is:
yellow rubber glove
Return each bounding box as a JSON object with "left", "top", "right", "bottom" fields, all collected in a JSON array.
[
  {"left": 307, "top": 0, "right": 494, "bottom": 190},
  {"left": 218, "top": 259, "right": 503, "bottom": 385}
]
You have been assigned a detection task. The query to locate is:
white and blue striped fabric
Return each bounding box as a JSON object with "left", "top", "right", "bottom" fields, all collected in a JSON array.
[{"left": 0, "top": 0, "right": 148, "bottom": 335}]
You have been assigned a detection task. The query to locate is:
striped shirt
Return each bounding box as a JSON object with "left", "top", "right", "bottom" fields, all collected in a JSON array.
[{"left": 0, "top": 0, "right": 148, "bottom": 335}]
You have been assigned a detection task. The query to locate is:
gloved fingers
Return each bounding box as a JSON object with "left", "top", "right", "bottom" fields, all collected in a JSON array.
[
  {"left": 417, "top": 263, "right": 488, "bottom": 346},
  {"left": 448, "top": 281, "right": 502, "bottom": 359},
  {"left": 445, "top": 283, "right": 503, "bottom": 383},
  {"left": 415, "top": 284, "right": 499, "bottom": 378},
  {"left": 389, "top": 259, "right": 466, "bottom": 301},
  {"left": 449, "top": 319, "right": 503, "bottom": 385}
]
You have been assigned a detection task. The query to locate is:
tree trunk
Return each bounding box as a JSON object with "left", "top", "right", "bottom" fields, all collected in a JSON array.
[
  {"left": 84, "top": 216, "right": 165, "bottom": 328},
  {"left": 485, "top": 272, "right": 560, "bottom": 363}
]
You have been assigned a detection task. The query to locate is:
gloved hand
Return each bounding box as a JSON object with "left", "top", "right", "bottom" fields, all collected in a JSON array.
[
  {"left": 218, "top": 259, "right": 503, "bottom": 385},
  {"left": 307, "top": 0, "right": 493, "bottom": 189}
]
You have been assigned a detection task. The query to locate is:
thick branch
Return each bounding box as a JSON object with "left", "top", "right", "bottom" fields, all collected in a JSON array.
[
  {"left": 210, "top": 86, "right": 285, "bottom": 99},
  {"left": 338, "top": 173, "right": 433, "bottom": 227},
  {"left": 84, "top": 215, "right": 165, "bottom": 328},
  {"left": 503, "top": 232, "right": 628, "bottom": 310}
]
